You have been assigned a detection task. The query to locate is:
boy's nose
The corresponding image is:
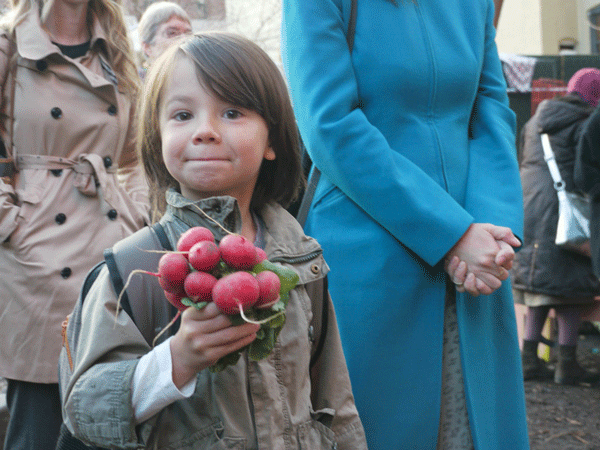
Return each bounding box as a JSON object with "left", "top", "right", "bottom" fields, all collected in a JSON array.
[{"left": 193, "top": 118, "right": 221, "bottom": 143}]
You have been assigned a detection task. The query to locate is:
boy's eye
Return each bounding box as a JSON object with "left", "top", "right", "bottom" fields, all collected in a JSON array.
[
  {"left": 174, "top": 111, "right": 192, "bottom": 121},
  {"left": 224, "top": 109, "right": 242, "bottom": 119}
]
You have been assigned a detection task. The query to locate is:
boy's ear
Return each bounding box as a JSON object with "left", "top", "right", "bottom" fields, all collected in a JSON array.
[{"left": 264, "top": 146, "right": 276, "bottom": 161}]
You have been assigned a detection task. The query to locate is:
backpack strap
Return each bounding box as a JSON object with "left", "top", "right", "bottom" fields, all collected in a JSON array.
[
  {"left": 307, "top": 276, "right": 330, "bottom": 369},
  {"left": 103, "top": 222, "right": 176, "bottom": 346}
]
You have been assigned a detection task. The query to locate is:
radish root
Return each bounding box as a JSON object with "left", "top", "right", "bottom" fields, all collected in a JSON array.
[
  {"left": 238, "top": 305, "right": 285, "bottom": 325},
  {"left": 191, "top": 204, "right": 234, "bottom": 235},
  {"left": 152, "top": 310, "right": 182, "bottom": 347},
  {"left": 114, "top": 269, "right": 158, "bottom": 327}
]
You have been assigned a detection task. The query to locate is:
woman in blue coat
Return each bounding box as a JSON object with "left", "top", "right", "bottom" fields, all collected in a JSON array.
[{"left": 281, "top": 0, "right": 529, "bottom": 449}]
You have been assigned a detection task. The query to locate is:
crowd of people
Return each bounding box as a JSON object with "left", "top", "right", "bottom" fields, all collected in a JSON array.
[{"left": 0, "top": 0, "right": 597, "bottom": 449}]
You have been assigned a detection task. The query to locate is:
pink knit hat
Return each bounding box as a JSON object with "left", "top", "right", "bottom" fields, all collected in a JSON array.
[{"left": 567, "top": 68, "right": 600, "bottom": 107}]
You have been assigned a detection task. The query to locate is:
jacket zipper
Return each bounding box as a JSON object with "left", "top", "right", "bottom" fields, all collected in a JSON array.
[{"left": 269, "top": 250, "right": 322, "bottom": 265}]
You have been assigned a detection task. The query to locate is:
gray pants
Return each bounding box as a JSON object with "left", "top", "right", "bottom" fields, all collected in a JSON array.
[{"left": 4, "top": 379, "right": 62, "bottom": 450}]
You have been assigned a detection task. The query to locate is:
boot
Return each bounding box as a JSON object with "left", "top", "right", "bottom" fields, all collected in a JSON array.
[
  {"left": 554, "top": 344, "right": 600, "bottom": 386},
  {"left": 521, "top": 340, "right": 553, "bottom": 380}
]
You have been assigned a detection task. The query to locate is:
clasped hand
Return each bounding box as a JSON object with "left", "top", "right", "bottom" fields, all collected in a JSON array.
[{"left": 444, "top": 223, "right": 520, "bottom": 297}]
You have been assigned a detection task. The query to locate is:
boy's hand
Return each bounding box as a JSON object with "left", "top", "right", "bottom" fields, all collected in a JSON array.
[{"left": 170, "top": 302, "right": 260, "bottom": 388}]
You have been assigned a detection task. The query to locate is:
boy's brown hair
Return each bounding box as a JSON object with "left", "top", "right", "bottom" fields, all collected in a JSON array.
[{"left": 137, "top": 32, "right": 304, "bottom": 220}]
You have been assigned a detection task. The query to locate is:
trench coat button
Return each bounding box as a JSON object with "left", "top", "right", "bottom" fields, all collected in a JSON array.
[
  {"left": 36, "top": 60, "right": 47, "bottom": 71},
  {"left": 55, "top": 213, "right": 66, "bottom": 224},
  {"left": 214, "top": 206, "right": 221, "bottom": 213},
  {"left": 107, "top": 209, "right": 118, "bottom": 220},
  {"left": 60, "top": 267, "right": 72, "bottom": 278},
  {"left": 103, "top": 156, "right": 112, "bottom": 168},
  {"left": 50, "top": 169, "right": 63, "bottom": 177},
  {"left": 107, "top": 104, "right": 117, "bottom": 116},
  {"left": 51, "top": 107, "right": 62, "bottom": 119}
]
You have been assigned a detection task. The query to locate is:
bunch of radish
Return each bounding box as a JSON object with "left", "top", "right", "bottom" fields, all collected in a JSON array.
[{"left": 137, "top": 226, "right": 299, "bottom": 372}]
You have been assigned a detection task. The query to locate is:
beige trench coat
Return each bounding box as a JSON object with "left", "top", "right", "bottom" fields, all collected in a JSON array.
[{"left": 0, "top": 10, "right": 149, "bottom": 383}]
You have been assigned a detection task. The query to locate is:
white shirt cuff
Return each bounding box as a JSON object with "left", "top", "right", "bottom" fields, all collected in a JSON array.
[{"left": 131, "top": 336, "right": 197, "bottom": 423}]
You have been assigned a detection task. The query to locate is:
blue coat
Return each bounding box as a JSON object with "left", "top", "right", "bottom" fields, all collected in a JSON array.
[{"left": 281, "top": 0, "right": 529, "bottom": 449}]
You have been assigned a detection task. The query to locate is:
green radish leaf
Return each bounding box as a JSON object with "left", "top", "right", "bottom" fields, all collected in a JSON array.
[
  {"left": 209, "top": 350, "right": 242, "bottom": 373},
  {"left": 181, "top": 298, "right": 209, "bottom": 310}
]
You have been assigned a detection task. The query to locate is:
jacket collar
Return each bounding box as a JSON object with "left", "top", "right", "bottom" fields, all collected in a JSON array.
[
  {"left": 15, "top": 7, "right": 107, "bottom": 62},
  {"left": 165, "top": 189, "right": 323, "bottom": 261}
]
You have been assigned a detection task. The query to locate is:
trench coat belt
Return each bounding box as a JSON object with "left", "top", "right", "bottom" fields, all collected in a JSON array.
[{"left": 16, "top": 154, "right": 117, "bottom": 197}]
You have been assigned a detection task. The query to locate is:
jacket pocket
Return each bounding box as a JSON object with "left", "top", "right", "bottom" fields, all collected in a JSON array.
[
  {"left": 161, "top": 421, "right": 246, "bottom": 450},
  {"left": 297, "top": 408, "right": 337, "bottom": 449}
]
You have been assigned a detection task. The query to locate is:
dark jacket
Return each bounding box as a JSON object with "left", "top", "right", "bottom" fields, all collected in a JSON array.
[
  {"left": 512, "top": 95, "right": 600, "bottom": 300},
  {"left": 575, "top": 104, "right": 600, "bottom": 279}
]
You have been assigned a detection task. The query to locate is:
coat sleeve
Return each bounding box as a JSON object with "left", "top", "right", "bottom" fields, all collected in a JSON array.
[
  {"left": 462, "top": 0, "right": 523, "bottom": 236},
  {"left": 0, "top": 33, "right": 20, "bottom": 242},
  {"left": 308, "top": 279, "right": 368, "bottom": 450},
  {"left": 282, "top": 0, "right": 473, "bottom": 267},
  {"left": 575, "top": 106, "right": 600, "bottom": 199},
  {"left": 60, "top": 267, "right": 156, "bottom": 448}
]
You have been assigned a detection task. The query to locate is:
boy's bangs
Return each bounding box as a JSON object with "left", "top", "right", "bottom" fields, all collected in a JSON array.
[{"left": 180, "top": 35, "right": 264, "bottom": 116}]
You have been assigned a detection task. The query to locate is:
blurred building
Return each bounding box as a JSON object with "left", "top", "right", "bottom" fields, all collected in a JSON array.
[{"left": 496, "top": 0, "right": 600, "bottom": 55}]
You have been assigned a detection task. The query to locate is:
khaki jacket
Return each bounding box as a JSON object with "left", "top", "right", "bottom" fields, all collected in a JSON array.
[
  {"left": 0, "top": 10, "right": 149, "bottom": 383},
  {"left": 60, "top": 193, "right": 367, "bottom": 450}
]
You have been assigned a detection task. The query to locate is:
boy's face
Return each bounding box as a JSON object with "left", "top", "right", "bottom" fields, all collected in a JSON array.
[{"left": 159, "top": 57, "right": 275, "bottom": 210}]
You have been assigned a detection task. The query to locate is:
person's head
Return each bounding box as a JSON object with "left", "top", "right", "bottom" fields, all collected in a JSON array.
[
  {"left": 138, "top": 2, "right": 192, "bottom": 63},
  {"left": 0, "top": 0, "right": 139, "bottom": 99},
  {"left": 138, "top": 32, "right": 303, "bottom": 219},
  {"left": 567, "top": 68, "right": 600, "bottom": 107}
]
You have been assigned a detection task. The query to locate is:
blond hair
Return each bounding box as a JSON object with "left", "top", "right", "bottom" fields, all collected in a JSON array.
[{"left": 0, "top": 0, "right": 139, "bottom": 99}]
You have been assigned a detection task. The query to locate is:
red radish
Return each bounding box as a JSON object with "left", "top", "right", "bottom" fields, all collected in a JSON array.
[
  {"left": 158, "top": 275, "right": 186, "bottom": 296},
  {"left": 158, "top": 252, "right": 190, "bottom": 292},
  {"left": 255, "top": 270, "right": 281, "bottom": 309},
  {"left": 219, "top": 234, "right": 257, "bottom": 270},
  {"left": 177, "top": 227, "right": 215, "bottom": 254},
  {"left": 164, "top": 290, "right": 187, "bottom": 312},
  {"left": 212, "top": 271, "right": 260, "bottom": 315},
  {"left": 252, "top": 247, "right": 268, "bottom": 265},
  {"left": 184, "top": 271, "right": 217, "bottom": 302},
  {"left": 188, "top": 241, "right": 220, "bottom": 272}
]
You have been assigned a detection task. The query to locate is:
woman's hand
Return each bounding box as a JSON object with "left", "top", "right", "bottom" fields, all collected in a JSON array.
[
  {"left": 170, "top": 302, "right": 260, "bottom": 389},
  {"left": 445, "top": 223, "right": 520, "bottom": 296}
]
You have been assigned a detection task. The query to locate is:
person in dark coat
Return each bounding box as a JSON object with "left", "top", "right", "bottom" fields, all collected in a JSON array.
[
  {"left": 575, "top": 100, "right": 600, "bottom": 279},
  {"left": 512, "top": 68, "right": 600, "bottom": 386}
]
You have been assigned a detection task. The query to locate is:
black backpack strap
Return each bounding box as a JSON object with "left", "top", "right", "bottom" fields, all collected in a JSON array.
[
  {"left": 103, "top": 247, "right": 135, "bottom": 322},
  {"left": 152, "top": 221, "right": 172, "bottom": 251},
  {"left": 309, "top": 276, "right": 330, "bottom": 369}
]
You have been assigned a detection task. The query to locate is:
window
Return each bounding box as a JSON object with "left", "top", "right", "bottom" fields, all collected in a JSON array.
[{"left": 589, "top": 5, "right": 600, "bottom": 54}]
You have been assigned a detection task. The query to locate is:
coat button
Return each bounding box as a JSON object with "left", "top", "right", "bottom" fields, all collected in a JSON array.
[
  {"left": 36, "top": 60, "right": 47, "bottom": 71},
  {"left": 214, "top": 206, "right": 221, "bottom": 213},
  {"left": 55, "top": 213, "right": 66, "bottom": 224},
  {"left": 107, "top": 105, "right": 117, "bottom": 116},
  {"left": 51, "top": 169, "right": 63, "bottom": 177},
  {"left": 107, "top": 209, "right": 118, "bottom": 220},
  {"left": 51, "top": 107, "right": 62, "bottom": 119},
  {"left": 60, "top": 267, "right": 72, "bottom": 279},
  {"left": 310, "top": 264, "right": 320, "bottom": 275},
  {"left": 103, "top": 156, "right": 112, "bottom": 168}
]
